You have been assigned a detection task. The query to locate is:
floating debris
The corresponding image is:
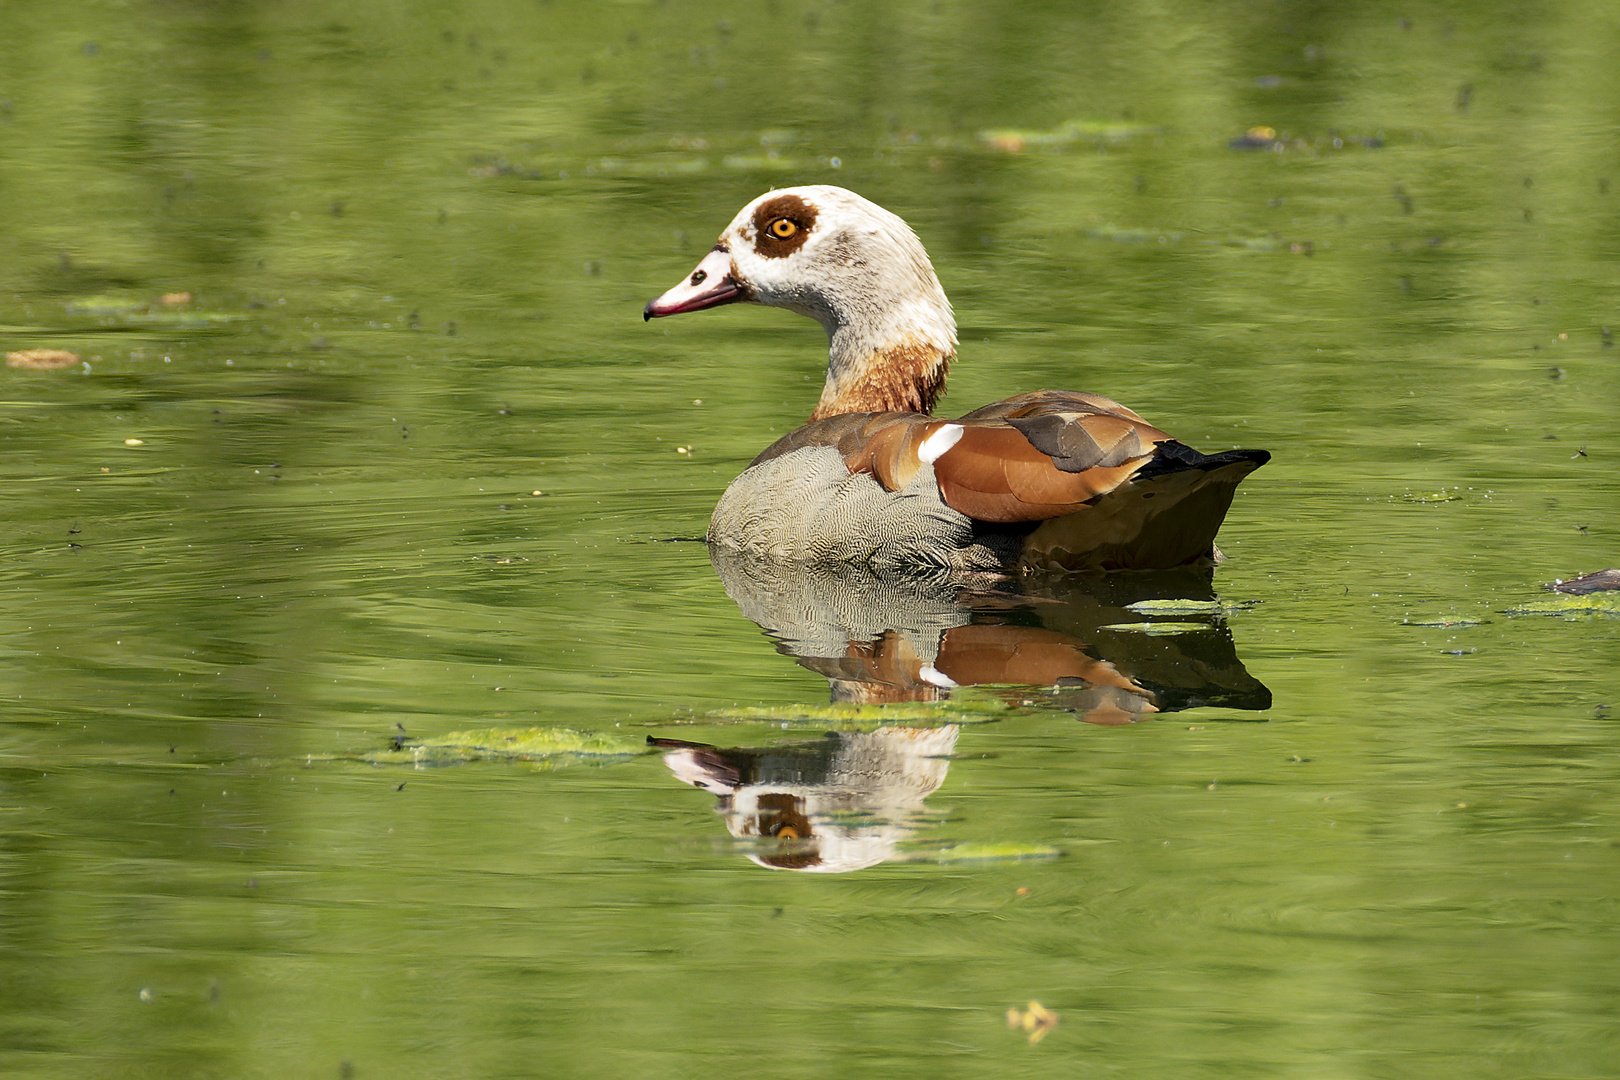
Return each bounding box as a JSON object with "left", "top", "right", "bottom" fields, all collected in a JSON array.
[
  {"left": 708, "top": 696, "right": 1013, "bottom": 730},
  {"left": 1231, "top": 127, "right": 1384, "bottom": 151},
  {"left": 64, "top": 292, "right": 240, "bottom": 326},
  {"left": 67, "top": 294, "right": 145, "bottom": 315},
  {"left": 360, "top": 725, "right": 649, "bottom": 768},
  {"left": 720, "top": 153, "right": 798, "bottom": 171},
  {"left": 7, "top": 348, "right": 80, "bottom": 369},
  {"left": 1504, "top": 592, "right": 1620, "bottom": 617},
  {"left": 980, "top": 119, "right": 1160, "bottom": 154},
  {"left": 916, "top": 842, "right": 1061, "bottom": 864},
  {"left": 1126, "top": 598, "right": 1223, "bottom": 616},
  {"left": 1098, "top": 621, "right": 1215, "bottom": 636},
  {"left": 1230, "top": 125, "right": 1283, "bottom": 150},
  {"left": 1006, "top": 1000, "right": 1059, "bottom": 1044},
  {"left": 1083, "top": 224, "right": 1303, "bottom": 254},
  {"left": 1125, "top": 598, "right": 1260, "bottom": 617}
]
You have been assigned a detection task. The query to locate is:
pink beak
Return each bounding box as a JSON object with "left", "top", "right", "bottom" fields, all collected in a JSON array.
[{"left": 643, "top": 246, "right": 748, "bottom": 320}]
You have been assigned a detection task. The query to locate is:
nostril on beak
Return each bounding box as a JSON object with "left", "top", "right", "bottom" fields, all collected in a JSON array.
[{"left": 691, "top": 270, "right": 708, "bottom": 286}]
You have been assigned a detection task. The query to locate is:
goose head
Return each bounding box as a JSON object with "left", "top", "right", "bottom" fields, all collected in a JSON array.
[{"left": 645, "top": 185, "right": 958, "bottom": 419}]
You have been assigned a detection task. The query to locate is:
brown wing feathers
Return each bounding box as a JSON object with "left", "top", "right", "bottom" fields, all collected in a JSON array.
[
  {"left": 750, "top": 411, "right": 960, "bottom": 494},
  {"left": 742, "top": 389, "right": 1266, "bottom": 553},
  {"left": 933, "top": 392, "right": 1172, "bottom": 522}
]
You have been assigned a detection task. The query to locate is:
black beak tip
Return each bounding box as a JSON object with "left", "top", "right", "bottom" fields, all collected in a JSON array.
[{"left": 642, "top": 302, "right": 655, "bottom": 322}]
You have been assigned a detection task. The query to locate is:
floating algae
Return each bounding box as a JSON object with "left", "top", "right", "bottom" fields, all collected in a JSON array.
[
  {"left": 707, "top": 694, "right": 1015, "bottom": 731},
  {"left": 358, "top": 725, "right": 650, "bottom": 768},
  {"left": 1098, "top": 621, "right": 1217, "bottom": 635},
  {"left": 1503, "top": 593, "right": 1620, "bottom": 617}
]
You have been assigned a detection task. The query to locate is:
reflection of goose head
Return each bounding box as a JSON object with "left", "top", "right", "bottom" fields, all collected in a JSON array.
[{"left": 656, "top": 725, "right": 959, "bottom": 873}]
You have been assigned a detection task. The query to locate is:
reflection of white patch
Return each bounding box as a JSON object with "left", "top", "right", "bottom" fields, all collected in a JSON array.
[
  {"left": 918, "top": 664, "right": 958, "bottom": 688},
  {"left": 918, "top": 423, "right": 964, "bottom": 463},
  {"left": 662, "top": 750, "right": 736, "bottom": 793}
]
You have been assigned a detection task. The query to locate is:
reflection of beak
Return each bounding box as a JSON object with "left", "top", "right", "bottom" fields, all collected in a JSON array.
[{"left": 643, "top": 246, "right": 747, "bottom": 319}]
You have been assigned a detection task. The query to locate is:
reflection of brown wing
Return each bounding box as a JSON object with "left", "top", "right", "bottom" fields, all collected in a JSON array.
[
  {"left": 931, "top": 624, "right": 1125, "bottom": 687},
  {"left": 933, "top": 624, "right": 1159, "bottom": 725},
  {"left": 810, "top": 631, "right": 946, "bottom": 704}
]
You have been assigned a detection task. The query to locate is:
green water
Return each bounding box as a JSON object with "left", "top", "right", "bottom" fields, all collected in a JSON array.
[{"left": 3, "top": 1, "right": 1618, "bottom": 1076}]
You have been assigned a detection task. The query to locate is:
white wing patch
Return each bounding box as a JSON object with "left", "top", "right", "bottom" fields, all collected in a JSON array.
[{"left": 917, "top": 423, "right": 964, "bottom": 464}]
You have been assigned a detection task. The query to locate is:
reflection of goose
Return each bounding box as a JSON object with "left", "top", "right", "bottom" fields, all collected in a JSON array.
[
  {"left": 646, "top": 185, "right": 1268, "bottom": 572},
  {"left": 654, "top": 726, "right": 959, "bottom": 873},
  {"left": 710, "top": 552, "right": 1269, "bottom": 722}
]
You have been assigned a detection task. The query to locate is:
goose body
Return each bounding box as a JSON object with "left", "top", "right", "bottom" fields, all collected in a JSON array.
[{"left": 645, "top": 186, "right": 1268, "bottom": 573}]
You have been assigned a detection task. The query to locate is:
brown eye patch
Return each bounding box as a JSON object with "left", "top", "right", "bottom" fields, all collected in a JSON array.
[{"left": 750, "top": 193, "right": 816, "bottom": 258}]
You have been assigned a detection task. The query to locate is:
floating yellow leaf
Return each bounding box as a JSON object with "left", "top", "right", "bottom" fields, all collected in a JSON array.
[{"left": 1005, "top": 1000, "right": 1058, "bottom": 1044}]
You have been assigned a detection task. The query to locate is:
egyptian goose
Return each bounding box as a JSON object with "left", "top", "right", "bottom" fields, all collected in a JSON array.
[{"left": 645, "top": 185, "right": 1268, "bottom": 573}]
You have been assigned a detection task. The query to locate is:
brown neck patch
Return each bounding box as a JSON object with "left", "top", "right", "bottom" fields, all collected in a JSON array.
[
  {"left": 810, "top": 339, "right": 952, "bottom": 420},
  {"left": 750, "top": 193, "right": 817, "bottom": 259}
]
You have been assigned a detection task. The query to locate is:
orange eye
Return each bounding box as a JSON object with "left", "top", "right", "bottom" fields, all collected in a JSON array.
[{"left": 766, "top": 217, "right": 799, "bottom": 240}]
